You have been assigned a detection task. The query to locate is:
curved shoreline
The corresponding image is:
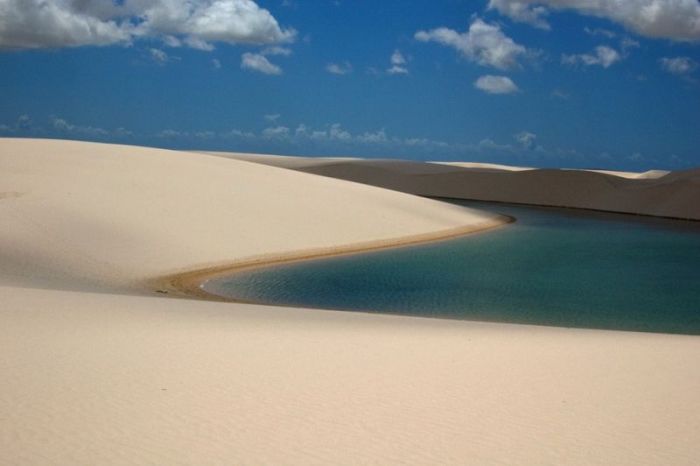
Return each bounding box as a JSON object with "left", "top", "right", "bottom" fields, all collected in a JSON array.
[{"left": 150, "top": 214, "right": 514, "bottom": 303}]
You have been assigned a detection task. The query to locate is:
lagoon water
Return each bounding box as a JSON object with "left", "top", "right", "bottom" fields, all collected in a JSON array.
[{"left": 207, "top": 202, "right": 700, "bottom": 334}]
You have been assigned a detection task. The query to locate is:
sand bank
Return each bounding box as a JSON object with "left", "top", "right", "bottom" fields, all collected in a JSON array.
[{"left": 2, "top": 138, "right": 699, "bottom": 465}]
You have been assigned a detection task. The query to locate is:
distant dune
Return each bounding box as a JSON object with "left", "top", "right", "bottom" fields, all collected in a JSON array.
[{"left": 211, "top": 153, "right": 699, "bottom": 220}]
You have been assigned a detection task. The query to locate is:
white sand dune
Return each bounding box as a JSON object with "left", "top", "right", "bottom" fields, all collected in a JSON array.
[
  {"left": 2, "top": 139, "right": 699, "bottom": 465},
  {"left": 214, "top": 153, "right": 698, "bottom": 220},
  {"left": 3, "top": 286, "right": 700, "bottom": 466},
  {"left": 1, "top": 139, "right": 500, "bottom": 293}
]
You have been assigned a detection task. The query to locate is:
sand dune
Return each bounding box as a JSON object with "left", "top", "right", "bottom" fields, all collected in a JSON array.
[
  {"left": 2, "top": 139, "right": 699, "bottom": 465},
  {"left": 3, "top": 286, "right": 699, "bottom": 466},
  {"left": 212, "top": 153, "right": 699, "bottom": 220},
  {"left": 0, "top": 139, "right": 500, "bottom": 293}
]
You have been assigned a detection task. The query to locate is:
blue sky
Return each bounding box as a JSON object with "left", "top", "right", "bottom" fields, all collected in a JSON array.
[{"left": 1, "top": 0, "right": 699, "bottom": 170}]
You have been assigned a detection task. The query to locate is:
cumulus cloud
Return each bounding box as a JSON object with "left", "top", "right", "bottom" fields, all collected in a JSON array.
[
  {"left": 474, "top": 75, "right": 519, "bottom": 94},
  {"left": 562, "top": 45, "right": 621, "bottom": 68},
  {"left": 515, "top": 131, "right": 537, "bottom": 149},
  {"left": 659, "top": 56, "right": 698, "bottom": 75},
  {"left": 149, "top": 48, "right": 169, "bottom": 64},
  {"left": 0, "top": 114, "right": 32, "bottom": 133},
  {"left": 415, "top": 18, "right": 528, "bottom": 70},
  {"left": 261, "top": 46, "right": 292, "bottom": 56},
  {"left": 261, "top": 125, "right": 290, "bottom": 139},
  {"left": 487, "top": 0, "right": 700, "bottom": 41},
  {"left": 387, "top": 49, "right": 408, "bottom": 74},
  {"left": 329, "top": 123, "right": 352, "bottom": 141},
  {"left": 0, "top": 0, "right": 295, "bottom": 50},
  {"left": 240, "top": 45, "right": 290, "bottom": 74},
  {"left": 620, "top": 36, "right": 640, "bottom": 52},
  {"left": 326, "top": 61, "right": 352, "bottom": 75},
  {"left": 17, "top": 114, "right": 32, "bottom": 130},
  {"left": 477, "top": 138, "right": 516, "bottom": 152},
  {"left": 223, "top": 128, "right": 255, "bottom": 139},
  {"left": 0, "top": 0, "right": 132, "bottom": 49},
  {"left": 212, "top": 58, "right": 222, "bottom": 69},
  {"left": 584, "top": 27, "right": 617, "bottom": 38},
  {"left": 222, "top": 121, "right": 449, "bottom": 150},
  {"left": 157, "top": 129, "right": 186, "bottom": 138},
  {"left": 52, "top": 117, "right": 109, "bottom": 137},
  {"left": 357, "top": 129, "right": 389, "bottom": 144},
  {"left": 241, "top": 52, "right": 282, "bottom": 74}
]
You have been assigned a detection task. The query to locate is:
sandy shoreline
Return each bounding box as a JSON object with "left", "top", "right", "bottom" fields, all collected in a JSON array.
[
  {"left": 2, "top": 138, "right": 699, "bottom": 465},
  {"left": 156, "top": 215, "right": 513, "bottom": 302}
]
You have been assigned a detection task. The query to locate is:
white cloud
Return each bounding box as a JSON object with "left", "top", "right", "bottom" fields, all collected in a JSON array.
[
  {"left": 149, "top": 48, "right": 169, "bottom": 64},
  {"left": 391, "top": 50, "right": 407, "bottom": 66},
  {"left": 356, "top": 129, "right": 389, "bottom": 144},
  {"left": 474, "top": 75, "right": 519, "bottom": 94},
  {"left": 151, "top": 120, "right": 560, "bottom": 157},
  {"left": 620, "top": 37, "right": 640, "bottom": 51},
  {"left": 261, "top": 46, "right": 292, "bottom": 56},
  {"left": 515, "top": 131, "right": 537, "bottom": 149},
  {"left": 261, "top": 125, "right": 290, "bottom": 139},
  {"left": 488, "top": 0, "right": 550, "bottom": 29},
  {"left": 562, "top": 45, "right": 621, "bottom": 68},
  {"left": 387, "top": 49, "right": 409, "bottom": 74},
  {"left": 0, "top": 114, "right": 35, "bottom": 133},
  {"left": 212, "top": 58, "right": 222, "bottom": 69},
  {"left": 0, "top": 0, "right": 295, "bottom": 50},
  {"left": 488, "top": 0, "right": 700, "bottom": 41},
  {"left": 659, "top": 56, "right": 698, "bottom": 75},
  {"left": 183, "top": 36, "right": 215, "bottom": 51},
  {"left": 163, "top": 35, "right": 182, "bottom": 47},
  {"left": 241, "top": 52, "right": 282, "bottom": 74},
  {"left": 326, "top": 61, "right": 352, "bottom": 75},
  {"left": 17, "top": 114, "right": 32, "bottom": 130},
  {"left": 404, "top": 137, "right": 448, "bottom": 148},
  {"left": 584, "top": 27, "right": 617, "bottom": 38},
  {"left": 264, "top": 113, "right": 281, "bottom": 122},
  {"left": 415, "top": 18, "right": 528, "bottom": 70},
  {"left": 157, "top": 129, "right": 186, "bottom": 138},
  {"left": 477, "top": 138, "right": 515, "bottom": 152},
  {"left": 114, "top": 127, "right": 133, "bottom": 137},
  {"left": 52, "top": 117, "right": 109, "bottom": 137},
  {"left": 224, "top": 128, "right": 255, "bottom": 138},
  {"left": 307, "top": 123, "right": 352, "bottom": 141},
  {"left": 0, "top": 0, "right": 132, "bottom": 49},
  {"left": 387, "top": 65, "right": 409, "bottom": 74}
]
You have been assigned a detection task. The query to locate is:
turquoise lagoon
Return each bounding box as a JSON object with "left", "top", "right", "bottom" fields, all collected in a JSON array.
[{"left": 205, "top": 202, "right": 700, "bottom": 335}]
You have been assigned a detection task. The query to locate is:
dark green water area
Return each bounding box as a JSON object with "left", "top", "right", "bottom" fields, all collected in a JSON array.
[{"left": 206, "top": 201, "right": 700, "bottom": 335}]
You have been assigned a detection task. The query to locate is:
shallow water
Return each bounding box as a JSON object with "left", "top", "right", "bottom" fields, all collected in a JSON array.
[{"left": 206, "top": 201, "right": 700, "bottom": 334}]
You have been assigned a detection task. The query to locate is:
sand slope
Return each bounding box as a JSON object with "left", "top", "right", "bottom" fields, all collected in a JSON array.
[
  {"left": 3, "top": 286, "right": 699, "bottom": 466},
  {"left": 2, "top": 139, "right": 699, "bottom": 465},
  {"left": 0, "top": 139, "right": 500, "bottom": 292},
  {"left": 213, "top": 153, "right": 700, "bottom": 220}
]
